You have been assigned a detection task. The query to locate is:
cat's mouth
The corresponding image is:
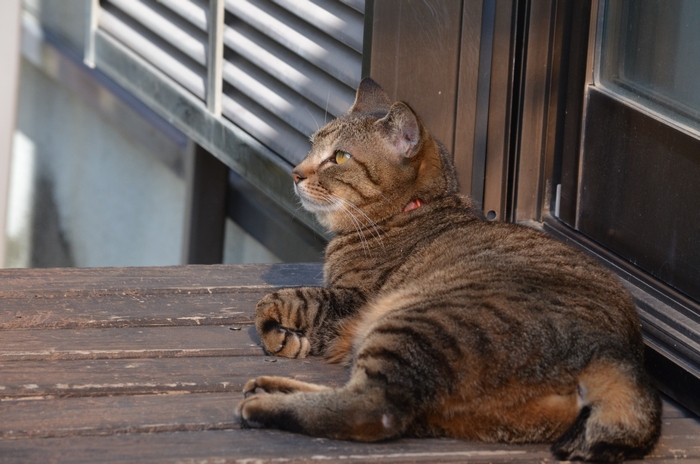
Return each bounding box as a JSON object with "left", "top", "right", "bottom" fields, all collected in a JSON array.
[
  {"left": 293, "top": 181, "right": 342, "bottom": 214},
  {"left": 296, "top": 191, "right": 339, "bottom": 214}
]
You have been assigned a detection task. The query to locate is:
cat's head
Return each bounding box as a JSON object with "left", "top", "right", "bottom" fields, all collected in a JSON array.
[{"left": 293, "top": 78, "right": 459, "bottom": 233}]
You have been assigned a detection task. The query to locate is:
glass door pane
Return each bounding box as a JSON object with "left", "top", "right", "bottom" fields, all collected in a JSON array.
[
  {"left": 597, "top": 0, "right": 700, "bottom": 133},
  {"left": 551, "top": 0, "right": 700, "bottom": 417},
  {"left": 573, "top": 0, "right": 700, "bottom": 305}
]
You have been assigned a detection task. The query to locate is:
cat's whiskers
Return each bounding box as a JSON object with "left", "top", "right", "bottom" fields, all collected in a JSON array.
[
  {"left": 305, "top": 106, "right": 320, "bottom": 131},
  {"left": 324, "top": 193, "right": 384, "bottom": 256},
  {"left": 377, "top": 192, "right": 398, "bottom": 212},
  {"left": 322, "top": 194, "right": 372, "bottom": 256},
  {"left": 329, "top": 194, "right": 385, "bottom": 252},
  {"left": 343, "top": 205, "right": 385, "bottom": 251},
  {"left": 331, "top": 195, "right": 373, "bottom": 223}
]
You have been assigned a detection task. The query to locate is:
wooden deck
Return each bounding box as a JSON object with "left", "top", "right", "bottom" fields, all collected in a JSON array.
[{"left": 1, "top": 263, "right": 699, "bottom": 463}]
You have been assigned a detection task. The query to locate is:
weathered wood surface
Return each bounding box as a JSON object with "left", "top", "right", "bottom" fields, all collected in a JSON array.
[
  {"left": 0, "top": 356, "right": 347, "bottom": 398},
  {"left": 0, "top": 264, "right": 323, "bottom": 298},
  {"left": 1, "top": 325, "right": 264, "bottom": 361},
  {"left": 1, "top": 263, "right": 699, "bottom": 463},
  {"left": 0, "top": 292, "right": 261, "bottom": 329}
]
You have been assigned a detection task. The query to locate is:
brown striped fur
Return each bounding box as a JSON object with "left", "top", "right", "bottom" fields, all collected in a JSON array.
[{"left": 235, "top": 78, "right": 661, "bottom": 462}]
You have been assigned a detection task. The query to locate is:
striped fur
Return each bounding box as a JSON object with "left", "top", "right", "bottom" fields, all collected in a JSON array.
[{"left": 236, "top": 78, "right": 661, "bottom": 462}]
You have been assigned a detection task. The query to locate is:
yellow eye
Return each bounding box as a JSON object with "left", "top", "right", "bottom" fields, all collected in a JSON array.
[{"left": 334, "top": 150, "right": 351, "bottom": 164}]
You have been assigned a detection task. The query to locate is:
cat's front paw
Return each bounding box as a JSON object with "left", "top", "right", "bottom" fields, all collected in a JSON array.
[
  {"left": 255, "top": 293, "right": 312, "bottom": 358},
  {"left": 259, "top": 324, "right": 311, "bottom": 358}
]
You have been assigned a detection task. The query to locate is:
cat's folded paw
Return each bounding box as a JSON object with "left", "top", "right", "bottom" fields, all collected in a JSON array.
[
  {"left": 255, "top": 292, "right": 312, "bottom": 358},
  {"left": 260, "top": 324, "right": 311, "bottom": 358}
]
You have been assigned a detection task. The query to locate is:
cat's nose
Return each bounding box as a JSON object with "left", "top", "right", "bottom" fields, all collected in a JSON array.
[{"left": 292, "top": 170, "right": 306, "bottom": 184}]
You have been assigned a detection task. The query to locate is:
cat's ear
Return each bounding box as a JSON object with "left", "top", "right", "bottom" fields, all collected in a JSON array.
[
  {"left": 376, "top": 102, "right": 421, "bottom": 158},
  {"left": 349, "top": 78, "right": 392, "bottom": 115}
]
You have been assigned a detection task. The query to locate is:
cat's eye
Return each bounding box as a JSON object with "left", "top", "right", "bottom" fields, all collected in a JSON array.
[{"left": 334, "top": 150, "right": 351, "bottom": 165}]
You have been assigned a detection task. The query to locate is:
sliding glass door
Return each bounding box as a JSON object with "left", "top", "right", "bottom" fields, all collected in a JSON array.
[{"left": 554, "top": 0, "right": 700, "bottom": 412}]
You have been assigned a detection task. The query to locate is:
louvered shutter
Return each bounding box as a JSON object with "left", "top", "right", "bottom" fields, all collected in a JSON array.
[
  {"left": 94, "top": 0, "right": 364, "bottom": 169},
  {"left": 98, "top": 0, "right": 209, "bottom": 100}
]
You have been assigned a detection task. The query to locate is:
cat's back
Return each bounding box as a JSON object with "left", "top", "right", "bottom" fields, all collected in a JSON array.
[
  {"left": 327, "top": 193, "right": 632, "bottom": 313},
  {"left": 378, "top": 194, "right": 613, "bottom": 290},
  {"left": 368, "top": 194, "right": 642, "bottom": 350}
]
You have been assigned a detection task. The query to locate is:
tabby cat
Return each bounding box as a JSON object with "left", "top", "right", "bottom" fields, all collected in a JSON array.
[{"left": 235, "top": 78, "right": 661, "bottom": 462}]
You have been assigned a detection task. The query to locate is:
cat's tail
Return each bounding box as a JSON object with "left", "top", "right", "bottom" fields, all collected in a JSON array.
[{"left": 551, "top": 359, "right": 662, "bottom": 462}]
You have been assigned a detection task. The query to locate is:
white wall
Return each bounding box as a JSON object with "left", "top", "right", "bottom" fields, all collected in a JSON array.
[
  {"left": 0, "top": 0, "right": 22, "bottom": 268},
  {"left": 6, "top": 57, "right": 188, "bottom": 268}
]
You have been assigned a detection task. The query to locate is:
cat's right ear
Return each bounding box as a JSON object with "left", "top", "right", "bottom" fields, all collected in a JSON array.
[{"left": 349, "top": 78, "right": 392, "bottom": 115}]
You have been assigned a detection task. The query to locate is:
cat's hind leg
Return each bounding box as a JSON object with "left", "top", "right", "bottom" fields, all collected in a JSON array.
[
  {"left": 243, "top": 376, "right": 330, "bottom": 396},
  {"left": 551, "top": 359, "right": 661, "bottom": 462},
  {"left": 236, "top": 369, "right": 412, "bottom": 441}
]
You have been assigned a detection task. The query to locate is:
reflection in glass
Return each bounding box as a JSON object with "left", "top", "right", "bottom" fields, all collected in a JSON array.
[{"left": 598, "top": 0, "right": 700, "bottom": 132}]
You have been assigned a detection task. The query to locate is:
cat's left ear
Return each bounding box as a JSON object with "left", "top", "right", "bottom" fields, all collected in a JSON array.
[{"left": 376, "top": 102, "right": 421, "bottom": 159}]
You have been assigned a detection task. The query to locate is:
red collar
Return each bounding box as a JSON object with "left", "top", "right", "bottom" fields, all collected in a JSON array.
[{"left": 403, "top": 198, "right": 423, "bottom": 213}]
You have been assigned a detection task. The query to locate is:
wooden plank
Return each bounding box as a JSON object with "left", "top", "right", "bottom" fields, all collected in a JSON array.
[
  {"left": 5, "top": 394, "right": 694, "bottom": 441},
  {"left": 0, "top": 414, "right": 700, "bottom": 462},
  {"left": 0, "top": 429, "right": 554, "bottom": 464},
  {"left": 0, "top": 325, "right": 263, "bottom": 361},
  {"left": 0, "top": 263, "right": 323, "bottom": 298},
  {"left": 0, "top": 356, "right": 348, "bottom": 398},
  {"left": 1, "top": 261, "right": 698, "bottom": 464},
  {"left": 648, "top": 417, "right": 700, "bottom": 461},
  {"left": 661, "top": 397, "right": 698, "bottom": 419},
  {"left": 1, "top": 291, "right": 260, "bottom": 330},
  {"left": 1, "top": 401, "right": 698, "bottom": 462},
  {"left": 0, "top": 392, "right": 240, "bottom": 439}
]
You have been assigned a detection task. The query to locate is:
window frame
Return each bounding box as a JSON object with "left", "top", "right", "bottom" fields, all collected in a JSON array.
[{"left": 511, "top": 0, "right": 700, "bottom": 414}]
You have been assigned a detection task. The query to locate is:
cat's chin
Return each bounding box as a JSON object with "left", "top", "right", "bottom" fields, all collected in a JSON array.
[
  {"left": 299, "top": 197, "right": 337, "bottom": 214},
  {"left": 297, "top": 199, "right": 340, "bottom": 231}
]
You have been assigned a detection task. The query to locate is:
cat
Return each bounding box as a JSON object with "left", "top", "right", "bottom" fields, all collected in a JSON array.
[{"left": 235, "top": 78, "right": 661, "bottom": 462}]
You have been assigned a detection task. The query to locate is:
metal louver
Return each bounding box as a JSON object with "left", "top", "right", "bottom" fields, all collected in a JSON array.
[
  {"left": 98, "top": 0, "right": 209, "bottom": 100},
  {"left": 96, "top": 0, "right": 364, "bottom": 167}
]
